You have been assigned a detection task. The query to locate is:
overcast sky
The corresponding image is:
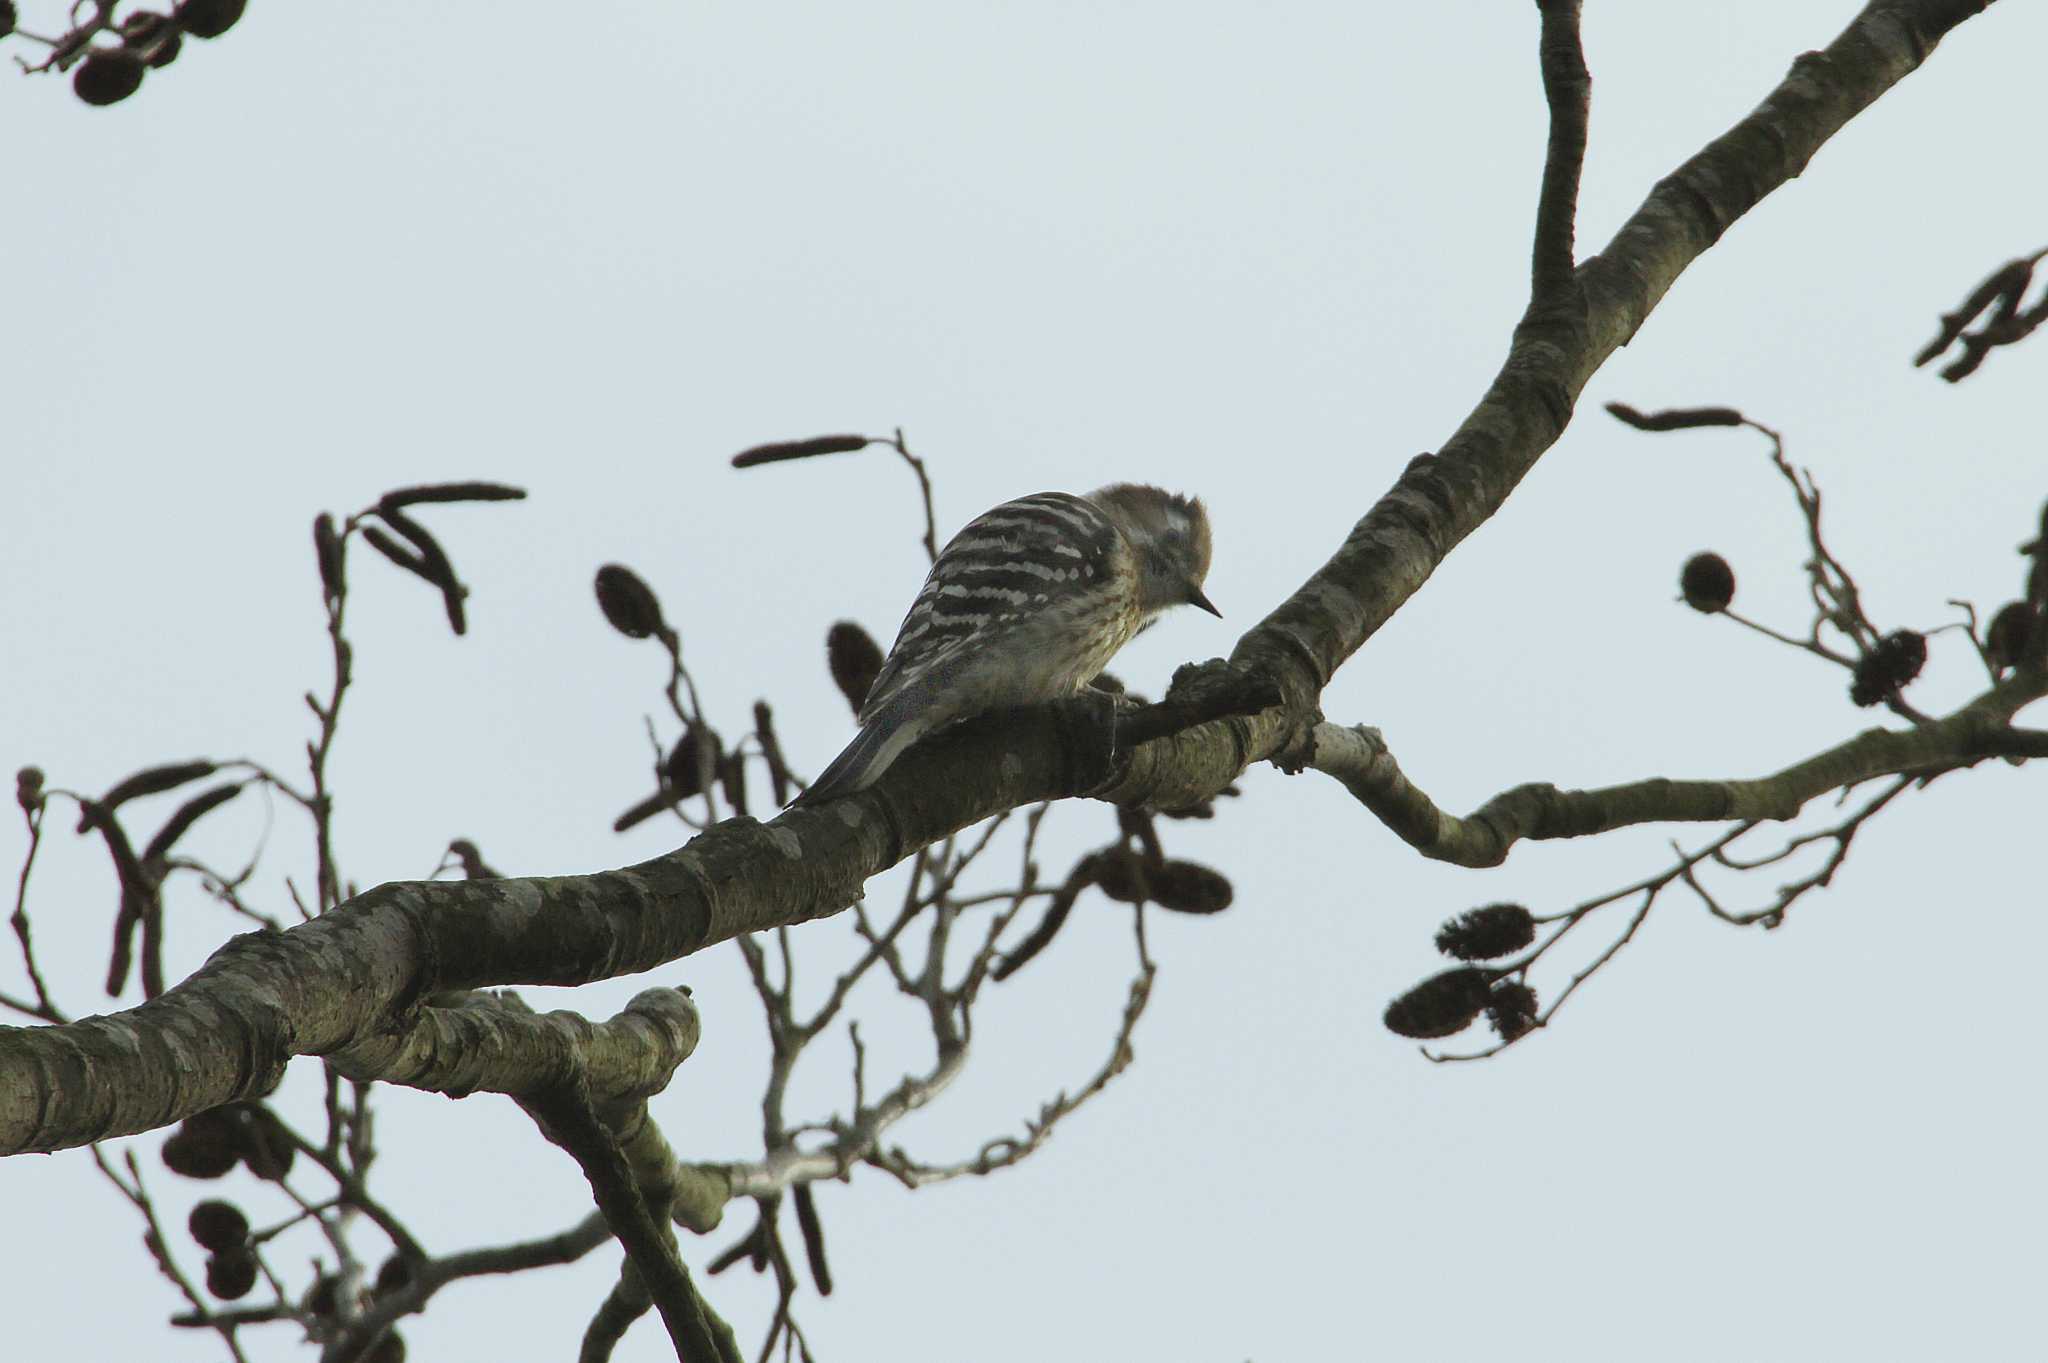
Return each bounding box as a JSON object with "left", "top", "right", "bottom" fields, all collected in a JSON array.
[{"left": 5, "top": 3, "right": 2045, "bottom": 1361}]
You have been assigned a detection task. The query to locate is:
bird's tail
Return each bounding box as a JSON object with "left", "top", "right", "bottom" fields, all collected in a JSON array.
[{"left": 790, "top": 695, "right": 930, "bottom": 807}]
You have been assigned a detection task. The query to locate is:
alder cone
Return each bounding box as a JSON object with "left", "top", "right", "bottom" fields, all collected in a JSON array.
[
  {"left": 312, "top": 513, "right": 343, "bottom": 599},
  {"left": 664, "top": 725, "right": 723, "bottom": 798},
  {"left": 188, "top": 1200, "right": 249, "bottom": 1251},
  {"left": 175, "top": 0, "right": 246, "bottom": 39},
  {"left": 1486, "top": 981, "right": 1540, "bottom": 1042},
  {"left": 374, "top": 1253, "right": 416, "bottom": 1296},
  {"left": 827, "top": 622, "right": 884, "bottom": 714},
  {"left": 594, "top": 564, "right": 667, "bottom": 640},
  {"left": 1849, "top": 629, "right": 1926, "bottom": 707},
  {"left": 122, "top": 11, "right": 183, "bottom": 66},
  {"left": 1435, "top": 904, "right": 1535, "bottom": 961},
  {"left": 1986, "top": 602, "right": 2037, "bottom": 670},
  {"left": 1679, "top": 552, "right": 1735, "bottom": 613},
  {"left": 1148, "top": 860, "right": 1233, "bottom": 914},
  {"left": 1384, "top": 967, "right": 1492, "bottom": 1040},
  {"left": 162, "top": 1108, "right": 241, "bottom": 1179},
  {"left": 73, "top": 54, "right": 145, "bottom": 107},
  {"left": 1089, "top": 847, "right": 1150, "bottom": 904},
  {"left": 206, "top": 1246, "right": 258, "bottom": 1300}
]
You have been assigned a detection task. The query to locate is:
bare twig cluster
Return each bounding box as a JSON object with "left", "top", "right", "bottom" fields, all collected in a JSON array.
[
  {"left": 604, "top": 431, "right": 1241, "bottom": 1361},
  {"left": 1359, "top": 409, "right": 2046, "bottom": 1058},
  {"left": 1913, "top": 247, "right": 2048, "bottom": 382},
  {"left": 4, "top": 0, "right": 248, "bottom": 106},
  {"left": 4, "top": 482, "right": 568, "bottom": 1363},
  {"left": 2, "top": 3, "right": 2035, "bottom": 1360},
  {"left": 4, "top": 447, "right": 1244, "bottom": 1362}
]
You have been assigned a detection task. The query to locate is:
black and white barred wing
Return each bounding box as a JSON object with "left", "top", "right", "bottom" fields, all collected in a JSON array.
[
  {"left": 792, "top": 492, "right": 1128, "bottom": 806},
  {"left": 857, "top": 492, "right": 1125, "bottom": 722}
]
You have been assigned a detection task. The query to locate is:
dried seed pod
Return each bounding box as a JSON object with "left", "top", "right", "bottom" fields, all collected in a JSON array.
[
  {"left": 826, "top": 622, "right": 883, "bottom": 714},
  {"left": 78, "top": 760, "right": 217, "bottom": 832},
  {"left": 593, "top": 564, "right": 667, "bottom": 641},
  {"left": 74, "top": 53, "right": 145, "bottom": 106},
  {"left": 611, "top": 790, "right": 668, "bottom": 833},
  {"left": 121, "top": 11, "right": 182, "bottom": 67},
  {"left": 15, "top": 766, "right": 44, "bottom": 814},
  {"left": 992, "top": 872, "right": 1087, "bottom": 982},
  {"left": 721, "top": 751, "right": 750, "bottom": 816},
  {"left": 1850, "top": 629, "right": 1927, "bottom": 707},
  {"left": 664, "top": 725, "right": 723, "bottom": 799},
  {"left": 373, "top": 506, "right": 466, "bottom": 634},
  {"left": 312, "top": 513, "right": 343, "bottom": 601},
  {"left": 730, "top": 434, "right": 871, "bottom": 468},
  {"left": 187, "top": 1200, "right": 249, "bottom": 1251},
  {"left": 1147, "top": 860, "right": 1233, "bottom": 914},
  {"left": 1383, "top": 967, "right": 1493, "bottom": 1040},
  {"left": 162, "top": 1130, "right": 237, "bottom": 1179},
  {"left": 359, "top": 525, "right": 434, "bottom": 578},
  {"left": 378, "top": 482, "right": 526, "bottom": 508},
  {"left": 1605, "top": 402, "right": 1745, "bottom": 431},
  {"left": 1089, "top": 846, "right": 1150, "bottom": 904},
  {"left": 161, "top": 1107, "right": 242, "bottom": 1179},
  {"left": 1434, "top": 904, "right": 1536, "bottom": 961},
  {"left": 174, "top": 0, "right": 246, "bottom": 39},
  {"left": 142, "top": 783, "right": 242, "bottom": 861},
  {"left": 1486, "top": 981, "right": 1540, "bottom": 1042},
  {"left": 370, "top": 509, "right": 451, "bottom": 578},
  {"left": 1915, "top": 259, "right": 2037, "bottom": 370},
  {"left": 1985, "top": 601, "right": 2038, "bottom": 671},
  {"left": 205, "top": 1246, "right": 259, "bottom": 1300},
  {"left": 366, "top": 1332, "right": 407, "bottom": 1363},
  {"left": 373, "top": 1254, "right": 414, "bottom": 1297},
  {"left": 793, "top": 1183, "right": 833, "bottom": 1296},
  {"left": 753, "top": 701, "right": 793, "bottom": 807},
  {"left": 1679, "top": 552, "right": 1735, "bottom": 613}
]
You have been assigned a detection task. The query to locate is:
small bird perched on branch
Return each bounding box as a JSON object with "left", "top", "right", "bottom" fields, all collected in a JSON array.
[{"left": 795, "top": 483, "right": 1218, "bottom": 805}]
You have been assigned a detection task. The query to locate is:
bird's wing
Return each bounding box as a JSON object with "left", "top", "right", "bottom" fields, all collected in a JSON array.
[{"left": 857, "top": 492, "right": 1124, "bottom": 723}]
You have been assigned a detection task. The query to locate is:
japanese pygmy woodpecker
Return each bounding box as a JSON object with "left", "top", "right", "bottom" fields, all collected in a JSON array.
[{"left": 795, "top": 483, "right": 1218, "bottom": 805}]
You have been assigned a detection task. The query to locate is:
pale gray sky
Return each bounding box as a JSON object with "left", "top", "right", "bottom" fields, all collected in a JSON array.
[{"left": 5, "top": 3, "right": 2044, "bottom": 1361}]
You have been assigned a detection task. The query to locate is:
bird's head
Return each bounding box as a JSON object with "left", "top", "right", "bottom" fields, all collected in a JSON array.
[{"left": 1087, "top": 483, "right": 1218, "bottom": 618}]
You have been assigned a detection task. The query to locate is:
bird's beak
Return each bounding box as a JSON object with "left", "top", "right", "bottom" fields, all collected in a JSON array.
[{"left": 1188, "top": 584, "right": 1222, "bottom": 618}]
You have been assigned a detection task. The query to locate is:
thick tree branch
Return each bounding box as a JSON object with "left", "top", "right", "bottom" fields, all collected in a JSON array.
[
  {"left": 1530, "top": 0, "right": 1589, "bottom": 299},
  {"left": 1299, "top": 668, "right": 2044, "bottom": 865},
  {"left": 1986, "top": 727, "right": 2048, "bottom": 758},
  {"left": 524, "top": 1074, "right": 740, "bottom": 1363},
  {"left": 330, "top": 988, "right": 700, "bottom": 1103},
  {"left": 1114, "top": 659, "right": 1284, "bottom": 748},
  {"left": 1188, "top": 0, "right": 1997, "bottom": 811},
  {"left": 0, "top": 0, "right": 2004, "bottom": 1159}
]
